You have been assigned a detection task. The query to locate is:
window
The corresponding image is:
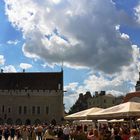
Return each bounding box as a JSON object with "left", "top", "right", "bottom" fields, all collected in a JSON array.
[
  {"left": 104, "top": 99, "right": 106, "bottom": 103},
  {"left": 19, "top": 106, "right": 22, "bottom": 114},
  {"left": 24, "top": 106, "right": 27, "bottom": 114},
  {"left": 37, "top": 106, "right": 40, "bottom": 114},
  {"left": 2, "top": 105, "right": 4, "bottom": 113},
  {"left": 58, "top": 84, "right": 61, "bottom": 90},
  {"left": 4, "top": 114, "right": 7, "bottom": 119},
  {"left": 8, "top": 108, "right": 11, "bottom": 113},
  {"left": 46, "top": 106, "right": 49, "bottom": 114},
  {"left": 32, "top": 106, "right": 35, "bottom": 114},
  {"left": 112, "top": 100, "right": 115, "bottom": 104}
]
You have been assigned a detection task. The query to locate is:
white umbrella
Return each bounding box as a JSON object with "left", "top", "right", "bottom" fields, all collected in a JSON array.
[
  {"left": 65, "top": 107, "right": 103, "bottom": 120},
  {"left": 108, "top": 119, "right": 124, "bottom": 123},
  {"left": 88, "top": 101, "right": 140, "bottom": 120}
]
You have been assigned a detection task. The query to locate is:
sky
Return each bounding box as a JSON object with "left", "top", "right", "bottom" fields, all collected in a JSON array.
[{"left": 1, "top": 0, "right": 140, "bottom": 111}]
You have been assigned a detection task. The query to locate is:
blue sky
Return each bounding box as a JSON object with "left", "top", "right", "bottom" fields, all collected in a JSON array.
[{"left": 1, "top": 0, "right": 140, "bottom": 111}]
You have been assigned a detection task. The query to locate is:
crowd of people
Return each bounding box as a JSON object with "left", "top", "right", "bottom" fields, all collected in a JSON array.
[{"left": 0, "top": 122, "right": 139, "bottom": 140}]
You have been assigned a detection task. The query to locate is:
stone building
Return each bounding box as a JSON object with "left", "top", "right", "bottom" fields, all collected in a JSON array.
[
  {"left": 0, "top": 70, "right": 64, "bottom": 125},
  {"left": 87, "top": 91, "right": 123, "bottom": 109}
]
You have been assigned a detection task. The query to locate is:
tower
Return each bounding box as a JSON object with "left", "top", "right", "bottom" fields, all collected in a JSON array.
[{"left": 135, "top": 72, "right": 140, "bottom": 91}]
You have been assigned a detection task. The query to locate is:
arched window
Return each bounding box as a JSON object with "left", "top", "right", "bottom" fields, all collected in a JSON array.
[
  {"left": 24, "top": 106, "right": 27, "bottom": 114},
  {"left": 7, "top": 118, "right": 13, "bottom": 125},
  {"left": 37, "top": 106, "right": 40, "bottom": 114},
  {"left": 32, "top": 106, "right": 35, "bottom": 114},
  {"left": 2, "top": 105, "right": 4, "bottom": 113},
  {"left": 15, "top": 119, "right": 22, "bottom": 125},
  {"left": 25, "top": 119, "right": 31, "bottom": 125},
  {"left": 46, "top": 106, "right": 49, "bottom": 114},
  {"left": 18, "top": 106, "right": 22, "bottom": 114},
  {"left": 34, "top": 119, "right": 41, "bottom": 125},
  {"left": 0, "top": 118, "right": 4, "bottom": 125}
]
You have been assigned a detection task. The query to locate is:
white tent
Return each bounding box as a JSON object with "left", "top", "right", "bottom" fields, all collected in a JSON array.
[
  {"left": 65, "top": 107, "right": 103, "bottom": 120},
  {"left": 88, "top": 101, "right": 140, "bottom": 120},
  {"left": 108, "top": 119, "right": 124, "bottom": 123}
]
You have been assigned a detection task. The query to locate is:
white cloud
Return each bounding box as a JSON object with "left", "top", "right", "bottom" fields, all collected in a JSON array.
[
  {"left": 64, "top": 93, "right": 79, "bottom": 112},
  {"left": 4, "top": 0, "right": 140, "bottom": 111},
  {"left": 4, "top": 0, "right": 134, "bottom": 74},
  {"left": 65, "top": 82, "right": 79, "bottom": 92},
  {"left": 7, "top": 40, "right": 19, "bottom": 45},
  {"left": 0, "top": 55, "right": 5, "bottom": 65},
  {"left": 64, "top": 45, "right": 140, "bottom": 109},
  {"left": 19, "top": 63, "right": 32, "bottom": 69},
  {"left": 51, "top": 0, "right": 61, "bottom": 4},
  {"left": 83, "top": 44, "right": 140, "bottom": 94},
  {"left": 121, "top": 33, "right": 130, "bottom": 40},
  {"left": 1, "top": 65, "right": 16, "bottom": 72},
  {"left": 134, "top": 3, "right": 140, "bottom": 23}
]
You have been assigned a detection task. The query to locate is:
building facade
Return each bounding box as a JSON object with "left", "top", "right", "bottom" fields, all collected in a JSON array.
[
  {"left": 0, "top": 70, "right": 64, "bottom": 125},
  {"left": 87, "top": 91, "right": 123, "bottom": 109}
]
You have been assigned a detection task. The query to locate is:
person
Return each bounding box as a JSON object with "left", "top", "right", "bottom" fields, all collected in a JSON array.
[
  {"left": 121, "top": 129, "right": 130, "bottom": 140},
  {"left": 16, "top": 127, "right": 22, "bottom": 140},
  {"left": 57, "top": 126, "right": 63, "bottom": 140},
  {"left": 76, "top": 126, "right": 87, "bottom": 140},
  {"left": 21, "top": 126, "right": 28, "bottom": 140},
  {"left": 111, "top": 129, "right": 122, "bottom": 140},
  {"left": 32, "top": 126, "right": 37, "bottom": 140},
  {"left": 10, "top": 126, "right": 16, "bottom": 140},
  {"left": 3, "top": 126, "right": 10, "bottom": 140},
  {"left": 0, "top": 126, "right": 3, "bottom": 140},
  {"left": 129, "top": 129, "right": 139, "bottom": 140},
  {"left": 87, "top": 128, "right": 100, "bottom": 140},
  {"left": 63, "top": 124, "right": 70, "bottom": 140},
  {"left": 87, "top": 128, "right": 93, "bottom": 140},
  {"left": 43, "top": 126, "right": 56, "bottom": 140},
  {"left": 28, "top": 126, "right": 36, "bottom": 140},
  {"left": 37, "top": 125, "right": 43, "bottom": 140}
]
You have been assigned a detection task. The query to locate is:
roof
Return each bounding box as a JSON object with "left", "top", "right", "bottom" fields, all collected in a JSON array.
[
  {"left": 123, "top": 91, "right": 140, "bottom": 103},
  {"left": 106, "top": 94, "right": 114, "bottom": 97},
  {"left": 0, "top": 71, "right": 63, "bottom": 90}
]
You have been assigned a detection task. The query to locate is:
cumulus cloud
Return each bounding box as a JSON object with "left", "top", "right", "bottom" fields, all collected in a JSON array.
[
  {"left": 65, "top": 82, "right": 79, "bottom": 94},
  {"left": 64, "top": 93, "right": 79, "bottom": 112},
  {"left": 121, "top": 33, "right": 130, "bottom": 40},
  {"left": 0, "top": 55, "right": 5, "bottom": 65},
  {"left": 1, "top": 65, "right": 16, "bottom": 72},
  {"left": 7, "top": 40, "right": 19, "bottom": 45},
  {"left": 134, "top": 3, "right": 140, "bottom": 23},
  {"left": 19, "top": 63, "right": 32, "bottom": 70},
  {"left": 4, "top": 0, "right": 134, "bottom": 74},
  {"left": 64, "top": 44, "right": 140, "bottom": 109},
  {"left": 4, "top": 0, "right": 140, "bottom": 111}
]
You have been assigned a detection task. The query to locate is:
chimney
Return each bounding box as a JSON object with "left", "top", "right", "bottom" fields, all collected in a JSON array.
[
  {"left": 23, "top": 69, "right": 25, "bottom": 73},
  {"left": 1, "top": 69, "right": 3, "bottom": 73}
]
